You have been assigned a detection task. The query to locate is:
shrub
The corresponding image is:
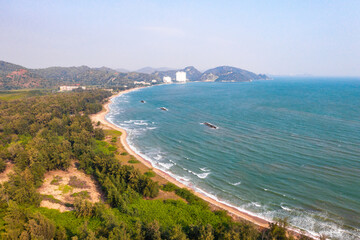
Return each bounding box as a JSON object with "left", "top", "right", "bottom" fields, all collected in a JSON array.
[
  {"left": 73, "top": 199, "right": 94, "bottom": 217},
  {"left": 128, "top": 159, "right": 140, "bottom": 164},
  {"left": 161, "top": 183, "right": 179, "bottom": 192},
  {"left": 108, "top": 145, "right": 117, "bottom": 152},
  {"left": 41, "top": 194, "right": 62, "bottom": 204},
  {"left": 144, "top": 170, "right": 156, "bottom": 178},
  {"left": 68, "top": 176, "right": 89, "bottom": 189},
  {"left": 71, "top": 191, "right": 91, "bottom": 200},
  {"left": 50, "top": 175, "right": 62, "bottom": 185},
  {"left": 58, "top": 184, "right": 73, "bottom": 194}
]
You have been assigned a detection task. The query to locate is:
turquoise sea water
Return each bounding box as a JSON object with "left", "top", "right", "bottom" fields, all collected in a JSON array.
[{"left": 106, "top": 78, "right": 360, "bottom": 239}]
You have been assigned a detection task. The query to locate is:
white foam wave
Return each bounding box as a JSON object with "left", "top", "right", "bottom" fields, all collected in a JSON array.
[
  {"left": 154, "top": 154, "right": 162, "bottom": 161},
  {"left": 280, "top": 204, "right": 292, "bottom": 211},
  {"left": 230, "top": 181, "right": 242, "bottom": 186},
  {"left": 200, "top": 167, "right": 210, "bottom": 172},
  {"left": 197, "top": 172, "right": 211, "bottom": 179},
  {"left": 157, "top": 162, "right": 174, "bottom": 170},
  {"left": 186, "top": 169, "right": 211, "bottom": 179}
]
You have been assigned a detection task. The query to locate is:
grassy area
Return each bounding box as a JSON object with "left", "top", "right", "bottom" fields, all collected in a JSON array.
[
  {"left": 144, "top": 170, "right": 156, "bottom": 178},
  {"left": 58, "top": 184, "right": 73, "bottom": 194},
  {"left": 41, "top": 194, "right": 63, "bottom": 204},
  {"left": 71, "top": 191, "right": 90, "bottom": 199},
  {"left": 103, "top": 129, "right": 122, "bottom": 137},
  {"left": 0, "top": 89, "right": 50, "bottom": 101},
  {"left": 50, "top": 175, "right": 62, "bottom": 185},
  {"left": 128, "top": 159, "right": 140, "bottom": 164}
]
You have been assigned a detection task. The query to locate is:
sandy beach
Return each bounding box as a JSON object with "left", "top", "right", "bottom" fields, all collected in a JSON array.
[{"left": 90, "top": 87, "right": 269, "bottom": 228}]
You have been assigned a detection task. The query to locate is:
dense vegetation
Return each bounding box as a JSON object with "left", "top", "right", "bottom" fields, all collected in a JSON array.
[{"left": 0, "top": 89, "right": 307, "bottom": 239}]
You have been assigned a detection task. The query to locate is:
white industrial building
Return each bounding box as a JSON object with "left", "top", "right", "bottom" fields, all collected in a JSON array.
[
  {"left": 134, "top": 81, "right": 150, "bottom": 85},
  {"left": 163, "top": 76, "right": 172, "bottom": 83},
  {"left": 59, "top": 85, "right": 86, "bottom": 92},
  {"left": 176, "top": 71, "right": 187, "bottom": 82}
]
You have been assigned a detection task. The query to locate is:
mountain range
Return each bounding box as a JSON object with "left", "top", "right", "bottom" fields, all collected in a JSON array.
[{"left": 0, "top": 60, "right": 269, "bottom": 90}]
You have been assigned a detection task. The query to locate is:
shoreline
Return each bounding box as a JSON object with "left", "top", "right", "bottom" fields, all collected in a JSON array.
[{"left": 90, "top": 86, "right": 270, "bottom": 228}]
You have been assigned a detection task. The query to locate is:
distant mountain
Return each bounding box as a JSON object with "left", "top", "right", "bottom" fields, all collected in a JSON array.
[
  {"left": 0, "top": 60, "right": 269, "bottom": 90},
  {"left": 154, "top": 66, "right": 202, "bottom": 81},
  {"left": 115, "top": 68, "right": 129, "bottom": 73},
  {"left": 200, "top": 66, "right": 269, "bottom": 82},
  {"left": 136, "top": 67, "right": 175, "bottom": 74}
]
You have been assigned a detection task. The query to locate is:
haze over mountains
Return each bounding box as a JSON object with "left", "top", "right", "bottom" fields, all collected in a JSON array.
[{"left": 0, "top": 60, "right": 269, "bottom": 90}]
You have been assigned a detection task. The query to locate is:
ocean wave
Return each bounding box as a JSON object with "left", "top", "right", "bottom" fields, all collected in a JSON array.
[
  {"left": 186, "top": 169, "right": 211, "bottom": 179},
  {"left": 169, "top": 159, "right": 177, "bottom": 165},
  {"left": 157, "top": 162, "right": 174, "bottom": 170},
  {"left": 154, "top": 154, "right": 162, "bottom": 161},
  {"left": 280, "top": 204, "right": 293, "bottom": 212},
  {"left": 197, "top": 172, "right": 211, "bottom": 179},
  {"left": 252, "top": 202, "right": 261, "bottom": 207},
  {"left": 230, "top": 181, "right": 241, "bottom": 186},
  {"left": 200, "top": 167, "right": 210, "bottom": 172}
]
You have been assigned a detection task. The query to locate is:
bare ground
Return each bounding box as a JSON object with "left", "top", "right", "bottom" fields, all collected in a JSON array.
[
  {"left": 38, "top": 162, "right": 103, "bottom": 212},
  {"left": 0, "top": 162, "right": 14, "bottom": 184}
]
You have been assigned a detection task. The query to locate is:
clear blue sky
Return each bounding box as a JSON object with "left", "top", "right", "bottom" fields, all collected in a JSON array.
[{"left": 1, "top": 0, "right": 359, "bottom": 76}]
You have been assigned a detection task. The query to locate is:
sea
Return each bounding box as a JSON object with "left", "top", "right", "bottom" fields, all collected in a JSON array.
[{"left": 106, "top": 77, "right": 360, "bottom": 239}]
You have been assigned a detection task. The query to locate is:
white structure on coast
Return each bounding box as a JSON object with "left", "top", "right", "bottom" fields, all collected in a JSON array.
[
  {"left": 176, "top": 71, "right": 187, "bottom": 82},
  {"left": 134, "top": 81, "right": 150, "bottom": 85},
  {"left": 163, "top": 76, "right": 172, "bottom": 83},
  {"left": 59, "top": 85, "right": 86, "bottom": 91}
]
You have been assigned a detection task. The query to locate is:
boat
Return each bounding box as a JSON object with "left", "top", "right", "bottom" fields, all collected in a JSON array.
[
  {"left": 203, "top": 122, "right": 218, "bottom": 129},
  {"left": 140, "top": 100, "right": 146, "bottom": 103},
  {"left": 160, "top": 107, "right": 168, "bottom": 111}
]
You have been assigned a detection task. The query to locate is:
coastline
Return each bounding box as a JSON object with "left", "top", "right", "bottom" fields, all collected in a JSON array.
[{"left": 90, "top": 86, "right": 269, "bottom": 228}]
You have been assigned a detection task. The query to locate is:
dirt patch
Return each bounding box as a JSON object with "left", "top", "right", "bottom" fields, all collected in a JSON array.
[
  {"left": 0, "top": 163, "right": 14, "bottom": 184},
  {"left": 38, "top": 162, "right": 103, "bottom": 212}
]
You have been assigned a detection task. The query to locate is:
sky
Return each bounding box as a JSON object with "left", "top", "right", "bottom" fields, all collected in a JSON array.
[{"left": 0, "top": 0, "right": 359, "bottom": 76}]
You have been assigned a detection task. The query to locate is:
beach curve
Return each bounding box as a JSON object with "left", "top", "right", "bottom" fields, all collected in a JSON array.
[{"left": 90, "top": 87, "right": 270, "bottom": 228}]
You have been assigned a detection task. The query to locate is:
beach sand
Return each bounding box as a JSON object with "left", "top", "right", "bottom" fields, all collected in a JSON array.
[{"left": 90, "top": 87, "right": 270, "bottom": 228}]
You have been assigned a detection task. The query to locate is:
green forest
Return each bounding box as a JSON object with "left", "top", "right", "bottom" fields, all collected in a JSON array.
[{"left": 0, "top": 89, "right": 310, "bottom": 239}]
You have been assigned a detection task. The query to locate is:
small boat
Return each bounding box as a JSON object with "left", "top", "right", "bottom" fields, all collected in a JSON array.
[
  {"left": 203, "top": 122, "right": 218, "bottom": 129},
  {"left": 160, "top": 107, "right": 168, "bottom": 111},
  {"left": 140, "top": 100, "right": 146, "bottom": 103}
]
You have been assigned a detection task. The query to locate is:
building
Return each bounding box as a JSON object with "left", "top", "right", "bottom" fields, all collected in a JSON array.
[
  {"left": 134, "top": 81, "right": 150, "bottom": 85},
  {"left": 59, "top": 85, "right": 86, "bottom": 92},
  {"left": 163, "top": 76, "right": 172, "bottom": 83},
  {"left": 176, "top": 71, "right": 187, "bottom": 82},
  {"left": 151, "top": 79, "right": 157, "bottom": 83}
]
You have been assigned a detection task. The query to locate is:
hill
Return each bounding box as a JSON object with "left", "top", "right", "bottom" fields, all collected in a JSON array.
[
  {"left": 0, "top": 61, "right": 50, "bottom": 89},
  {"left": 201, "top": 66, "right": 269, "bottom": 82},
  {"left": 0, "top": 61, "right": 161, "bottom": 90}
]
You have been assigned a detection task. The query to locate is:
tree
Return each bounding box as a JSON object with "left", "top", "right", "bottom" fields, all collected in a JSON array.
[
  {"left": 144, "top": 220, "right": 161, "bottom": 240},
  {"left": 4, "top": 169, "right": 41, "bottom": 206}
]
